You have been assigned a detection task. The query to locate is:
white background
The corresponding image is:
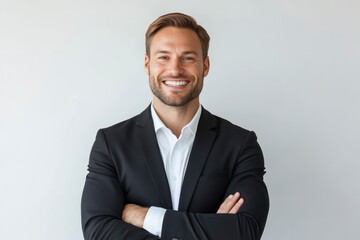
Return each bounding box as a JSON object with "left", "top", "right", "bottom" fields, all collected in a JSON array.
[{"left": 1, "top": 0, "right": 359, "bottom": 239}]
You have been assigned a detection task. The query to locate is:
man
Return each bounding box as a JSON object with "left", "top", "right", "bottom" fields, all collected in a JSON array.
[{"left": 81, "top": 12, "right": 269, "bottom": 240}]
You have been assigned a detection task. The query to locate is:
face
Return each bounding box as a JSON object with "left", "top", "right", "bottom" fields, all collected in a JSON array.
[{"left": 144, "top": 27, "right": 210, "bottom": 107}]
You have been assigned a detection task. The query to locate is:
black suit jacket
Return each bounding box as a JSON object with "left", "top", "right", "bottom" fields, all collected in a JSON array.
[{"left": 81, "top": 106, "right": 269, "bottom": 240}]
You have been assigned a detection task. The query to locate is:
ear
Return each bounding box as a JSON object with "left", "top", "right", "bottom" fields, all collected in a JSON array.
[
  {"left": 144, "top": 54, "right": 150, "bottom": 75},
  {"left": 203, "top": 56, "right": 210, "bottom": 77}
]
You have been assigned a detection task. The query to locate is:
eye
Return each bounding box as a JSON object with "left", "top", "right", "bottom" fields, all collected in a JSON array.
[
  {"left": 158, "top": 56, "right": 168, "bottom": 60},
  {"left": 182, "top": 57, "right": 195, "bottom": 62}
]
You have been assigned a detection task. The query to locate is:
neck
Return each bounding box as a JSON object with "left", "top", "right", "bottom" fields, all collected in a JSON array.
[{"left": 153, "top": 98, "right": 199, "bottom": 138}]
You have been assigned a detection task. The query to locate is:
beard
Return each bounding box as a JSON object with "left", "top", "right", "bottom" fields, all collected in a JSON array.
[{"left": 149, "top": 73, "right": 203, "bottom": 107}]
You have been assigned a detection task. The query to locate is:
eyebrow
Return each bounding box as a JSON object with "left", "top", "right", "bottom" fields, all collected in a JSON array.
[
  {"left": 154, "top": 50, "right": 170, "bottom": 55},
  {"left": 154, "top": 50, "right": 199, "bottom": 56},
  {"left": 182, "top": 51, "right": 199, "bottom": 56}
]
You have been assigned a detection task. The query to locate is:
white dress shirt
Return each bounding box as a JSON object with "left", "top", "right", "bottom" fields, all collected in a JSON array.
[{"left": 143, "top": 104, "right": 202, "bottom": 237}]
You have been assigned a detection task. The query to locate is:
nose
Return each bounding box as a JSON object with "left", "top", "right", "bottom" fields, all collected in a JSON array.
[{"left": 168, "top": 58, "right": 184, "bottom": 76}]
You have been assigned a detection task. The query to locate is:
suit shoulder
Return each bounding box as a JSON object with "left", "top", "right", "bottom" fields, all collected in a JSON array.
[
  {"left": 208, "top": 113, "right": 261, "bottom": 152},
  {"left": 102, "top": 114, "right": 138, "bottom": 133},
  {"left": 93, "top": 115, "right": 139, "bottom": 147},
  {"left": 206, "top": 111, "right": 260, "bottom": 145},
  {"left": 213, "top": 114, "right": 251, "bottom": 136},
  {"left": 100, "top": 106, "right": 149, "bottom": 132},
  {"left": 94, "top": 106, "right": 151, "bottom": 142}
]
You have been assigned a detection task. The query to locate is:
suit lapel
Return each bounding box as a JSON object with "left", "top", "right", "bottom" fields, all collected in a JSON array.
[
  {"left": 178, "top": 108, "right": 218, "bottom": 211},
  {"left": 136, "top": 106, "right": 173, "bottom": 209}
]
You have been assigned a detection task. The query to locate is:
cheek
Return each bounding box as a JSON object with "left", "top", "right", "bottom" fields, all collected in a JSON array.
[
  {"left": 152, "top": 66, "right": 169, "bottom": 80},
  {"left": 149, "top": 63, "right": 162, "bottom": 75},
  {"left": 190, "top": 66, "right": 204, "bottom": 77}
]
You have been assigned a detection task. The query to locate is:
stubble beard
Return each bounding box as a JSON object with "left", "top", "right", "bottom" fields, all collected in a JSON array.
[{"left": 149, "top": 74, "right": 203, "bottom": 107}]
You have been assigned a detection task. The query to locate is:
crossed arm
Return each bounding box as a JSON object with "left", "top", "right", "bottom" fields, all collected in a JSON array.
[
  {"left": 82, "top": 130, "right": 269, "bottom": 240},
  {"left": 122, "top": 192, "right": 245, "bottom": 229}
]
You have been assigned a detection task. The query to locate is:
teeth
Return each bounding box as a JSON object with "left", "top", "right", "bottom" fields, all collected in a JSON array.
[{"left": 165, "top": 81, "right": 188, "bottom": 86}]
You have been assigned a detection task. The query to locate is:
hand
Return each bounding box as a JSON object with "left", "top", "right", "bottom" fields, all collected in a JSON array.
[
  {"left": 122, "top": 203, "right": 149, "bottom": 228},
  {"left": 217, "top": 192, "right": 244, "bottom": 214}
]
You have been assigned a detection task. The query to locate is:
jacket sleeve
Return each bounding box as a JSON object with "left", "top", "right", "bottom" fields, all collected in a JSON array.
[
  {"left": 81, "top": 129, "right": 160, "bottom": 240},
  {"left": 161, "top": 131, "right": 269, "bottom": 240}
]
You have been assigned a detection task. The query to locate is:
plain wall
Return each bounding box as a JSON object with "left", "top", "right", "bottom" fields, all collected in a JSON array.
[{"left": 1, "top": 0, "right": 359, "bottom": 239}]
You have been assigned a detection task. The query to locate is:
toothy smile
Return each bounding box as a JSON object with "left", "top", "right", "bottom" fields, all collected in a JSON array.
[{"left": 164, "top": 81, "right": 188, "bottom": 86}]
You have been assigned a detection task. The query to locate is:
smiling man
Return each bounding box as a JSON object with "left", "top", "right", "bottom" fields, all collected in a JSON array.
[
  {"left": 147, "top": 26, "right": 208, "bottom": 109},
  {"left": 81, "top": 13, "right": 269, "bottom": 240}
]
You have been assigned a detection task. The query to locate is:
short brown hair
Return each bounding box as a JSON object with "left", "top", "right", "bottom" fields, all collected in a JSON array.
[{"left": 145, "top": 12, "right": 210, "bottom": 60}]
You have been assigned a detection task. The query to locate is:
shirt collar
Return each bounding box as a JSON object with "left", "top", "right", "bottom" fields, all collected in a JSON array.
[{"left": 151, "top": 103, "right": 202, "bottom": 136}]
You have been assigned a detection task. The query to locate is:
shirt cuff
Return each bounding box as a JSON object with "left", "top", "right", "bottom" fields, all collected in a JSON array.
[{"left": 143, "top": 206, "right": 166, "bottom": 237}]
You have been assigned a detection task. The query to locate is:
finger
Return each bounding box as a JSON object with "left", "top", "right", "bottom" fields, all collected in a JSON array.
[
  {"left": 217, "top": 192, "right": 241, "bottom": 213},
  {"left": 217, "top": 195, "right": 231, "bottom": 213},
  {"left": 222, "top": 194, "right": 234, "bottom": 207},
  {"left": 223, "top": 192, "right": 240, "bottom": 212},
  {"left": 229, "top": 197, "right": 244, "bottom": 214},
  {"left": 217, "top": 194, "right": 235, "bottom": 213}
]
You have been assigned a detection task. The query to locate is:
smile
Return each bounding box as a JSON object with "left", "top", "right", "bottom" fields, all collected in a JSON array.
[{"left": 164, "top": 81, "right": 189, "bottom": 87}]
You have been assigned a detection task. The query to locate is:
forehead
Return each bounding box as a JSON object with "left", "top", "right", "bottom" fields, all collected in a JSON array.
[{"left": 150, "top": 27, "right": 202, "bottom": 53}]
